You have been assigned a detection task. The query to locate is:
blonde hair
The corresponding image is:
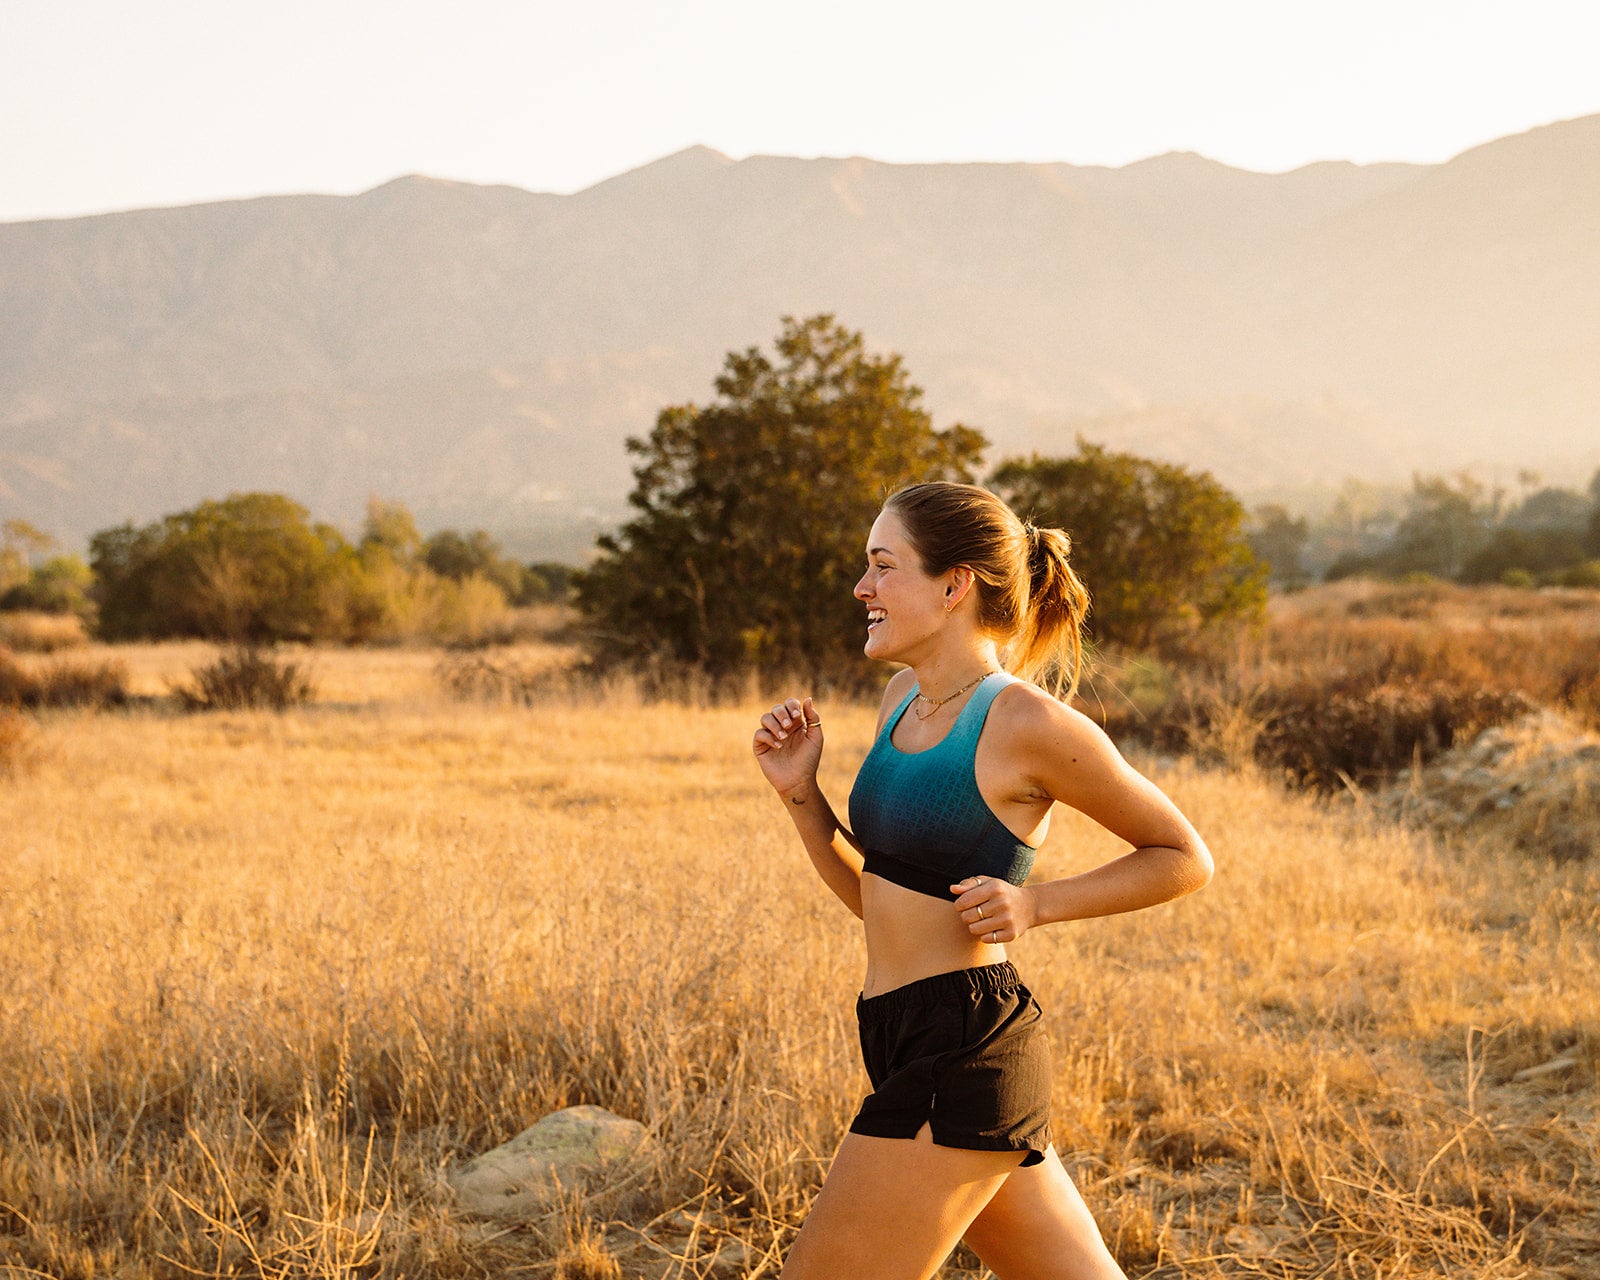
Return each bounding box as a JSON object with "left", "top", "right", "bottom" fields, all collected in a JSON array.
[{"left": 884, "top": 482, "right": 1091, "bottom": 698}]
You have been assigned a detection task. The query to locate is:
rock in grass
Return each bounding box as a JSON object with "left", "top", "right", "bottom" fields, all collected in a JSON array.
[{"left": 448, "top": 1105, "right": 649, "bottom": 1219}]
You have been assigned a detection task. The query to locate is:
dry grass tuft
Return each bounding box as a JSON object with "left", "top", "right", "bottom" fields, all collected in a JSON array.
[
  {"left": 0, "top": 645, "right": 129, "bottom": 709},
  {"left": 1, "top": 658, "right": 1596, "bottom": 1277},
  {"left": 173, "top": 644, "right": 318, "bottom": 711}
]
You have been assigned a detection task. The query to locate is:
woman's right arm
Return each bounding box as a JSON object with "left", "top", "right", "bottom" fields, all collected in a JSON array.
[{"left": 753, "top": 675, "right": 909, "bottom": 919}]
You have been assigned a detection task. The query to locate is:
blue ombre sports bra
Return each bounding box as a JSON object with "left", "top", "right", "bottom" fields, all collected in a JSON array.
[{"left": 849, "top": 671, "right": 1040, "bottom": 900}]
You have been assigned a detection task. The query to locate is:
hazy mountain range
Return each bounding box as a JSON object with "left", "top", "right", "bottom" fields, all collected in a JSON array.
[{"left": 3, "top": 115, "right": 1597, "bottom": 557}]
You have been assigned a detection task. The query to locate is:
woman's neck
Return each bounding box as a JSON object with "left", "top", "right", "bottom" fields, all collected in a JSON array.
[{"left": 908, "top": 642, "right": 1002, "bottom": 704}]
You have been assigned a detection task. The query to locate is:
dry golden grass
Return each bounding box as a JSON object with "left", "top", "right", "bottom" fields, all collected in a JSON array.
[
  {"left": 0, "top": 611, "right": 89, "bottom": 653},
  {"left": 1, "top": 648, "right": 1596, "bottom": 1278}
]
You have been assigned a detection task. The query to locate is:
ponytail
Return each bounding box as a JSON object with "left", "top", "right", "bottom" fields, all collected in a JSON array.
[{"left": 1013, "top": 523, "right": 1090, "bottom": 699}]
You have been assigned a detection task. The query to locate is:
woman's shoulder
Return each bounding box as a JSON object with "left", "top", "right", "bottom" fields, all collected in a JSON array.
[{"left": 989, "top": 675, "right": 1115, "bottom": 753}]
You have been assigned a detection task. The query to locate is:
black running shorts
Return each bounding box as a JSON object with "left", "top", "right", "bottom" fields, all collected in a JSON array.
[{"left": 849, "top": 961, "right": 1052, "bottom": 1167}]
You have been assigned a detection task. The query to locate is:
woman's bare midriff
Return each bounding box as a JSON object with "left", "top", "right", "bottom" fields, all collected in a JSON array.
[{"left": 860, "top": 871, "right": 1007, "bottom": 997}]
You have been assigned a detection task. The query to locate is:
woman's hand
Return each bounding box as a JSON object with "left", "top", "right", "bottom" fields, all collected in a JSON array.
[
  {"left": 753, "top": 696, "right": 824, "bottom": 800},
  {"left": 951, "top": 876, "right": 1038, "bottom": 944}
]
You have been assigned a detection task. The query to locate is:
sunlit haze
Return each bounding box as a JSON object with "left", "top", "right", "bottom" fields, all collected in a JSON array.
[{"left": 3, "top": 0, "right": 1599, "bottom": 222}]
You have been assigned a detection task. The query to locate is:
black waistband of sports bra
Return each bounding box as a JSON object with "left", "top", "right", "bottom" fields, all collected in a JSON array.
[
  {"left": 857, "top": 961, "right": 1021, "bottom": 1021},
  {"left": 861, "top": 849, "right": 962, "bottom": 900}
]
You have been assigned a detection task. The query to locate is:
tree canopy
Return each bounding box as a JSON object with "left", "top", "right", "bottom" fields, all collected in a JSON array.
[
  {"left": 91, "top": 493, "right": 350, "bottom": 642},
  {"left": 576, "top": 314, "right": 986, "bottom": 677},
  {"left": 991, "top": 442, "right": 1267, "bottom": 652},
  {"left": 87, "top": 494, "right": 569, "bottom": 644}
]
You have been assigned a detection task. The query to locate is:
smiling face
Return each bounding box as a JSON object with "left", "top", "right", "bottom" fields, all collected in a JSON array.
[{"left": 853, "top": 508, "right": 954, "bottom": 664}]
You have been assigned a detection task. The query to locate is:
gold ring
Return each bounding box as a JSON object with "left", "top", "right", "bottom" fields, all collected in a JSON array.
[
  {"left": 989, "top": 930, "right": 999, "bottom": 944},
  {"left": 804, "top": 719, "right": 820, "bottom": 728},
  {"left": 976, "top": 906, "right": 984, "bottom": 920}
]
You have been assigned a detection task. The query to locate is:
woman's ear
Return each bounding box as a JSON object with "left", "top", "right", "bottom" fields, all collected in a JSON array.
[{"left": 945, "top": 568, "right": 972, "bottom": 610}]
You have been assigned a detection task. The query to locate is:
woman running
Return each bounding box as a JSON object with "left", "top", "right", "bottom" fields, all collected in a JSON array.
[{"left": 752, "top": 481, "right": 1213, "bottom": 1280}]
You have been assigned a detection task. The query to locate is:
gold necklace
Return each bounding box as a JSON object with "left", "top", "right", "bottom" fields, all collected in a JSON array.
[{"left": 913, "top": 670, "right": 997, "bottom": 720}]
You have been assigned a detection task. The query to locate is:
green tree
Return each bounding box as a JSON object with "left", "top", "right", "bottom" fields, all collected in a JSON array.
[
  {"left": 1587, "top": 468, "right": 1600, "bottom": 558},
  {"left": 1503, "top": 485, "right": 1591, "bottom": 532},
  {"left": 1, "top": 520, "right": 56, "bottom": 594},
  {"left": 1389, "top": 473, "right": 1492, "bottom": 578},
  {"left": 990, "top": 442, "right": 1267, "bottom": 651},
  {"left": 359, "top": 497, "right": 423, "bottom": 566},
  {"left": 522, "top": 561, "right": 576, "bottom": 604},
  {"left": 0, "top": 554, "right": 94, "bottom": 617},
  {"left": 421, "top": 528, "right": 524, "bottom": 602},
  {"left": 1248, "top": 504, "right": 1310, "bottom": 587},
  {"left": 577, "top": 314, "right": 986, "bottom": 676},
  {"left": 1460, "top": 527, "right": 1589, "bottom": 584},
  {"left": 91, "top": 493, "right": 353, "bottom": 641}
]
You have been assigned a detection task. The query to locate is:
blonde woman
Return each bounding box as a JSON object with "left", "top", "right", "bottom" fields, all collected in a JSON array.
[{"left": 752, "top": 481, "right": 1213, "bottom": 1280}]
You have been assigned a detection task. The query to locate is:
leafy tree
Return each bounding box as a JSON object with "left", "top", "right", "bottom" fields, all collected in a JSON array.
[
  {"left": 1587, "top": 468, "right": 1600, "bottom": 558},
  {"left": 1388, "top": 473, "right": 1492, "bottom": 578},
  {"left": 522, "top": 561, "right": 576, "bottom": 604},
  {"left": 1460, "top": 527, "right": 1590, "bottom": 583},
  {"left": 1502, "top": 486, "right": 1591, "bottom": 532},
  {"left": 1248, "top": 504, "right": 1310, "bottom": 587},
  {"left": 421, "top": 528, "right": 525, "bottom": 602},
  {"left": 577, "top": 314, "right": 986, "bottom": 676},
  {"left": 359, "top": 498, "right": 423, "bottom": 566},
  {"left": 1, "top": 520, "right": 56, "bottom": 594},
  {"left": 990, "top": 442, "right": 1267, "bottom": 652},
  {"left": 0, "top": 554, "right": 94, "bottom": 617},
  {"left": 91, "top": 493, "right": 353, "bottom": 641}
]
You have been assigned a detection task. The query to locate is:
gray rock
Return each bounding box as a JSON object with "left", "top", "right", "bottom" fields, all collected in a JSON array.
[{"left": 448, "top": 1105, "right": 649, "bottom": 1220}]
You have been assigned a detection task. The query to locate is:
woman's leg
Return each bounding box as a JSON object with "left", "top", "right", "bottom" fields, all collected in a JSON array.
[
  {"left": 959, "top": 1145, "right": 1126, "bottom": 1280},
  {"left": 780, "top": 1124, "right": 1025, "bottom": 1280}
]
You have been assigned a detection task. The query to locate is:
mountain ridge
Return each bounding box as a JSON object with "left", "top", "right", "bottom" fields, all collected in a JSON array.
[{"left": 2, "top": 118, "right": 1597, "bottom": 556}]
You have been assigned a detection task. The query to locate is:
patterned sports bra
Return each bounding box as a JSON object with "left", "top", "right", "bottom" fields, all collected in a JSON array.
[{"left": 848, "top": 671, "right": 1040, "bottom": 901}]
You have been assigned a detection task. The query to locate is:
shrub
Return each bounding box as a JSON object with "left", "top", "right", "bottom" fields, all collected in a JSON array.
[
  {"left": 436, "top": 652, "right": 551, "bottom": 705},
  {"left": 1102, "top": 675, "right": 1531, "bottom": 791},
  {"left": 0, "top": 612, "right": 88, "bottom": 653},
  {"left": 1550, "top": 560, "right": 1600, "bottom": 589},
  {"left": 175, "top": 646, "right": 317, "bottom": 712},
  {"left": 1256, "top": 682, "right": 1533, "bottom": 790},
  {"left": 0, "top": 648, "right": 129, "bottom": 710}
]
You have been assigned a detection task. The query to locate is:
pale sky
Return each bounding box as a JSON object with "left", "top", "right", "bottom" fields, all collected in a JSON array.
[{"left": 3, "top": 0, "right": 1599, "bottom": 223}]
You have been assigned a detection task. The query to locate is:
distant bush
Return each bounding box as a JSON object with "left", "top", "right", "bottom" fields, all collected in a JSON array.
[
  {"left": 0, "top": 648, "right": 128, "bottom": 710},
  {"left": 1099, "top": 669, "right": 1531, "bottom": 791},
  {"left": 0, "top": 612, "right": 88, "bottom": 653},
  {"left": 174, "top": 646, "right": 316, "bottom": 712},
  {"left": 85, "top": 493, "right": 558, "bottom": 647},
  {"left": 522, "top": 561, "right": 576, "bottom": 605},
  {"left": 436, "top": 652, "right": 550, "bottom": 705},
  {"left": 1461, "top": 527, "right": 1588, "bottom": 584},
  {"left": 1550, "top": 560, "right": 1600, "bottom": 589},
  {"left": 0, "top": 554, "right": 95, "bottom": 619},
  {"left": 92, "top": 493, "right": 352, "bottom": 642},
  {"left": 1258, "top": 682, "right": 1530, "bottom": 790},
  {"left": 1086, "top": 578, "right": 1600, "bottom": 787}
]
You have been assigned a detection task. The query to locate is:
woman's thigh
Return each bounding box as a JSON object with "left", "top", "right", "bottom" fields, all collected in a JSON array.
[
  {"left": 780, "top": 1125, "right": 1024, "bottom": 1280},
  {"left": 960, "top": 1145, "right": 1126, "bottom": 1280}
]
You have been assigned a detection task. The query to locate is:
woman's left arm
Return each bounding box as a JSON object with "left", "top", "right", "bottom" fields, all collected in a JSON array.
[{"left": 954, "top": 693, "right": 1213, "bottom": 939}]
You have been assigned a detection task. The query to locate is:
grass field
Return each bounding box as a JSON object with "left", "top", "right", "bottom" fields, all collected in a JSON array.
[{"left": 1, "top": 640, "right": 1597, "bottom": 1278}]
